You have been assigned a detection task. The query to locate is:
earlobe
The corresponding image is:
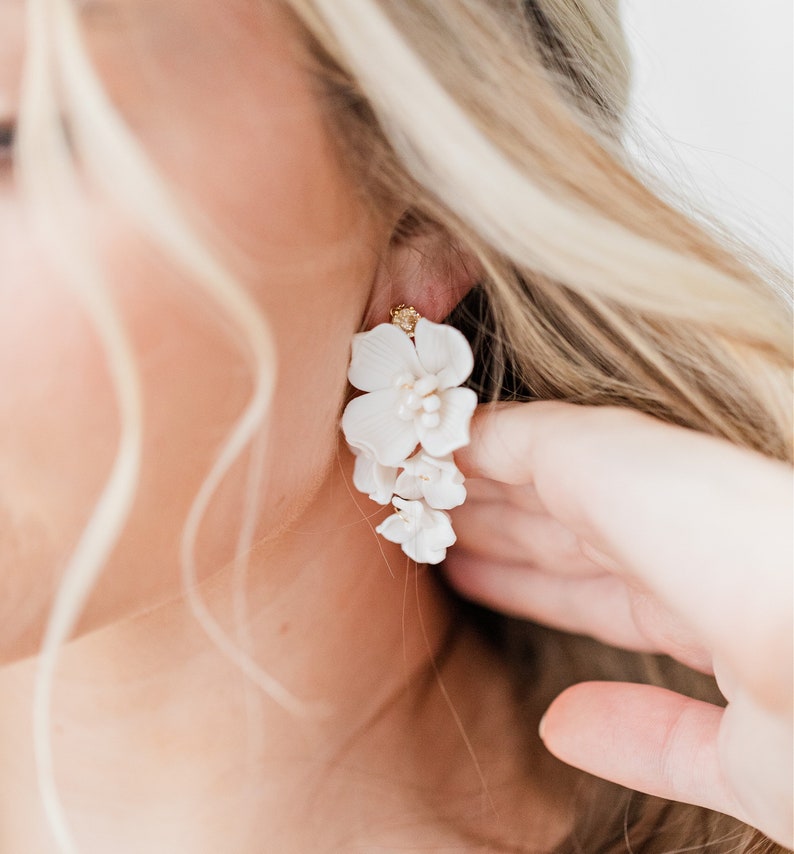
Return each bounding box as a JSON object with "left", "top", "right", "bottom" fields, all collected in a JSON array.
[{"left": 364, "top": 224, "right": 481, "bottom": 330}]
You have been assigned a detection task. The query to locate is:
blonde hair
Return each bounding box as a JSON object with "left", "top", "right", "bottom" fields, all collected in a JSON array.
[{"left": 18, "top": 0, "right": 792, "bottom": 851}]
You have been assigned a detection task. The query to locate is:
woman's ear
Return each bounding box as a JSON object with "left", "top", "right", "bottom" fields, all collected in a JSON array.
[{"left": 363, "top": 223, "right": 481, "bottom": 330}]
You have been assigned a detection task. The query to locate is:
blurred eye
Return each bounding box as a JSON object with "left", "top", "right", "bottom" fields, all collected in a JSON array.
[{"left": 0, "top": 121, "right": 15, "bottom": 165}]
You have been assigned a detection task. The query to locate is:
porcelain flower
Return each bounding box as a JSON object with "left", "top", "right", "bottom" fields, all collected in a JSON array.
[
  {"left": 350, "top": 446, "right": 398, "bottom": 506},
  {"left": 376, "top": 497, "right": 456, "bottom": 564},
  {"left": 394, "top": 452, "right": 466, "bottom": 510},
  {"left": 342, "top": 319, "right": 478, "bottom": 467}
]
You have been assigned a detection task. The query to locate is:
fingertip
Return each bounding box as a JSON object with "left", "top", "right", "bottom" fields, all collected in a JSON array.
[
  {"left": 453, "top": 402, "right": 507, "bottom": 478},
  {"left": 454, "top": 400, "right": 532, "bottom": 481},
  {"left": 537, "top": 682, "right": 619, "bottom": 761},
  {"left": 451, "top": 439, "right": 476, "bottom": 479},
  {"left": 455, "top": 399, "right": 582, "bottom": 483},
  {"left": 539, "top": 682, "right": 583, "bottom": 725}
]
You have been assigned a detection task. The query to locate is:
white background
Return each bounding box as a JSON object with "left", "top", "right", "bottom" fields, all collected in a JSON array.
[{"left": 622, "top": 1, "right": 792, "bottom": 268}]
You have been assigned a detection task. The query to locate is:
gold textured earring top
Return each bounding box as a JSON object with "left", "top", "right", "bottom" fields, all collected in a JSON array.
[{"left": 390, "top": 304, "right": 422, "bottom": 338}]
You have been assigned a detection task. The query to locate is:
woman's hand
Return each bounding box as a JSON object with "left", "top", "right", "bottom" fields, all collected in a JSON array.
[{"left": 445, "top": 402, "right": 793, "bottom": 847}]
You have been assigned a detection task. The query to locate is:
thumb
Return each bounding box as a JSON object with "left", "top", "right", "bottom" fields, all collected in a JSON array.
[{"left": 539, "top": 681, "right": 792, "bottom": 847}]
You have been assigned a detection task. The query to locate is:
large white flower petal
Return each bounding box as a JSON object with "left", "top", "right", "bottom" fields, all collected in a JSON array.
[
  {"left": 348, "top": 324, "right": 423, "bottom": 392},
  {"left": 418, "top": 386, "right": 478, "bottom": 457},
  {"left": 342, "top": 389, "right": 419, "bottom": 466},
  {"left": 413, "top": 319, "right": 474, "bottom": 390},
  {"left": 352, "top": 451, "right": 398, "bottom": 505}
]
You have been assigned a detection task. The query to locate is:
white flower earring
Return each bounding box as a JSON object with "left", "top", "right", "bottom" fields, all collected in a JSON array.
[{"left": 342, "top": 305, "right": 477, "bottom": 564}]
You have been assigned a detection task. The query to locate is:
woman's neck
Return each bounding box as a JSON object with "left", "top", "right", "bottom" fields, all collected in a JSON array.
[{"left": 0, "top": 446, "right": 565, "bottom": 852}]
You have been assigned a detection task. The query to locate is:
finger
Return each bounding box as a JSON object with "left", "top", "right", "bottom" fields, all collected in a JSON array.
[
  {"left": 444, "top": 553, "right": 714, "bottom": 671},
  {"left": 466, "top": 477, "right": 546, "bottom": 513},
  {"left": 450, "top": 500, "right": 604, "bottom": 577},
  {"left": 627, "top": 588, "right": 714, "bottom": 674},
  {"left": 539, "top": 683, "right": 748, "bottom": 827},
  {"left": 455, "top": 402, "right": 793, "bottom": 699},
  {"left": 720, "top": 691, "right": 794, "bottom": 847},
  {"left": 463, "top": 477, "right": 547, "bottom": 515},
  {"left": 443, "top": 553, "right": 659, "bottom": 654}
]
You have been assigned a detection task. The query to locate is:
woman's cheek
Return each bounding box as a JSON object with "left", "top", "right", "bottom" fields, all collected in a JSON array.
[
  {"left": 0, "top": 202, "right": 364, "bottom": 663},
  {"left": 0, "top": 0, "right": 384, "bottom": 660},
  {"left": 0, "top": 211, "right": 120, "bottom": 659},
  {"left": 0, "top": 202, "right": 243, "bottom": 652}
]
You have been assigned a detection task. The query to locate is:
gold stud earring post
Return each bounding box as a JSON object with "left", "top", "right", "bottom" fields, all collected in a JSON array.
[{"left": 390, "top": 304, "right": 422, "bottom": 338}]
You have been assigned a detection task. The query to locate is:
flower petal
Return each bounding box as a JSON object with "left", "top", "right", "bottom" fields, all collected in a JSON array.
[
  {"left": 342, "top": 388, "right": 419, "bottom": 466},
  {"left": 394, "top": 469, "right": 424, "bottom": 500},
  {"left": 412, "top": 510, "right": 456, "bottom": 564},
  {"left": 418, "top": 386, "right": 478, "bottom": 457},
  {"left": 413, "top": 319, "right": 474, "bottom": 390},
  {"left": 376, "top": 508, "right": 415, "bottom": 545},
  {"left": 423, "top": 475, "right": 466, "bottom": 510},
  {"left": 395, "top": 452, "right": 466, "bottom": 510},
  {"left": 352, "top": 451, "right": 397, "bottom": 505},
  {"left": 348, "top": 323, "right": 422, "bottom": 392},
  {"left": 377, "top": 498, "right": 456, "bottom": 564},
  {"left": 420, "top": 451, "right": 456, "bottom": 469}
]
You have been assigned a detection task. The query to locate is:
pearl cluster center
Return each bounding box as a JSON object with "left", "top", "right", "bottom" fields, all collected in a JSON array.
[{"left": 394, "top": 372, "right": 442, "bottom": 428}]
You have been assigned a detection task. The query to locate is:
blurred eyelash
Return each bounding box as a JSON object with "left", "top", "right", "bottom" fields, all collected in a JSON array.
[{"left": 0, "top": 122, "right": 15, "bottom": 158}]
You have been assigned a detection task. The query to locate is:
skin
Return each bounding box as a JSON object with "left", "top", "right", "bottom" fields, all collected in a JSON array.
[
  {"left": 446, "top": 402, "right": 793, "bottom": 848},
  {"left": 0, "top": 2, "right": 564, "bottom": 851},
  {"left": 1, "top": 0, "right": 790, "bottom": 851}
]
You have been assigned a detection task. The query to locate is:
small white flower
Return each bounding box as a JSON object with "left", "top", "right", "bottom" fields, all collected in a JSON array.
[
  {"left": 351, "top": 446, "right": 398, "bottom": 506},
  {"left": 394, "top": 452, "right": 466, "bottom": 510},
  {"left": 342, "top": 319, "right": 478, "bottom": 467},
  {"left": 376, "top": 497, "right": 456, "bottom": 565}
]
